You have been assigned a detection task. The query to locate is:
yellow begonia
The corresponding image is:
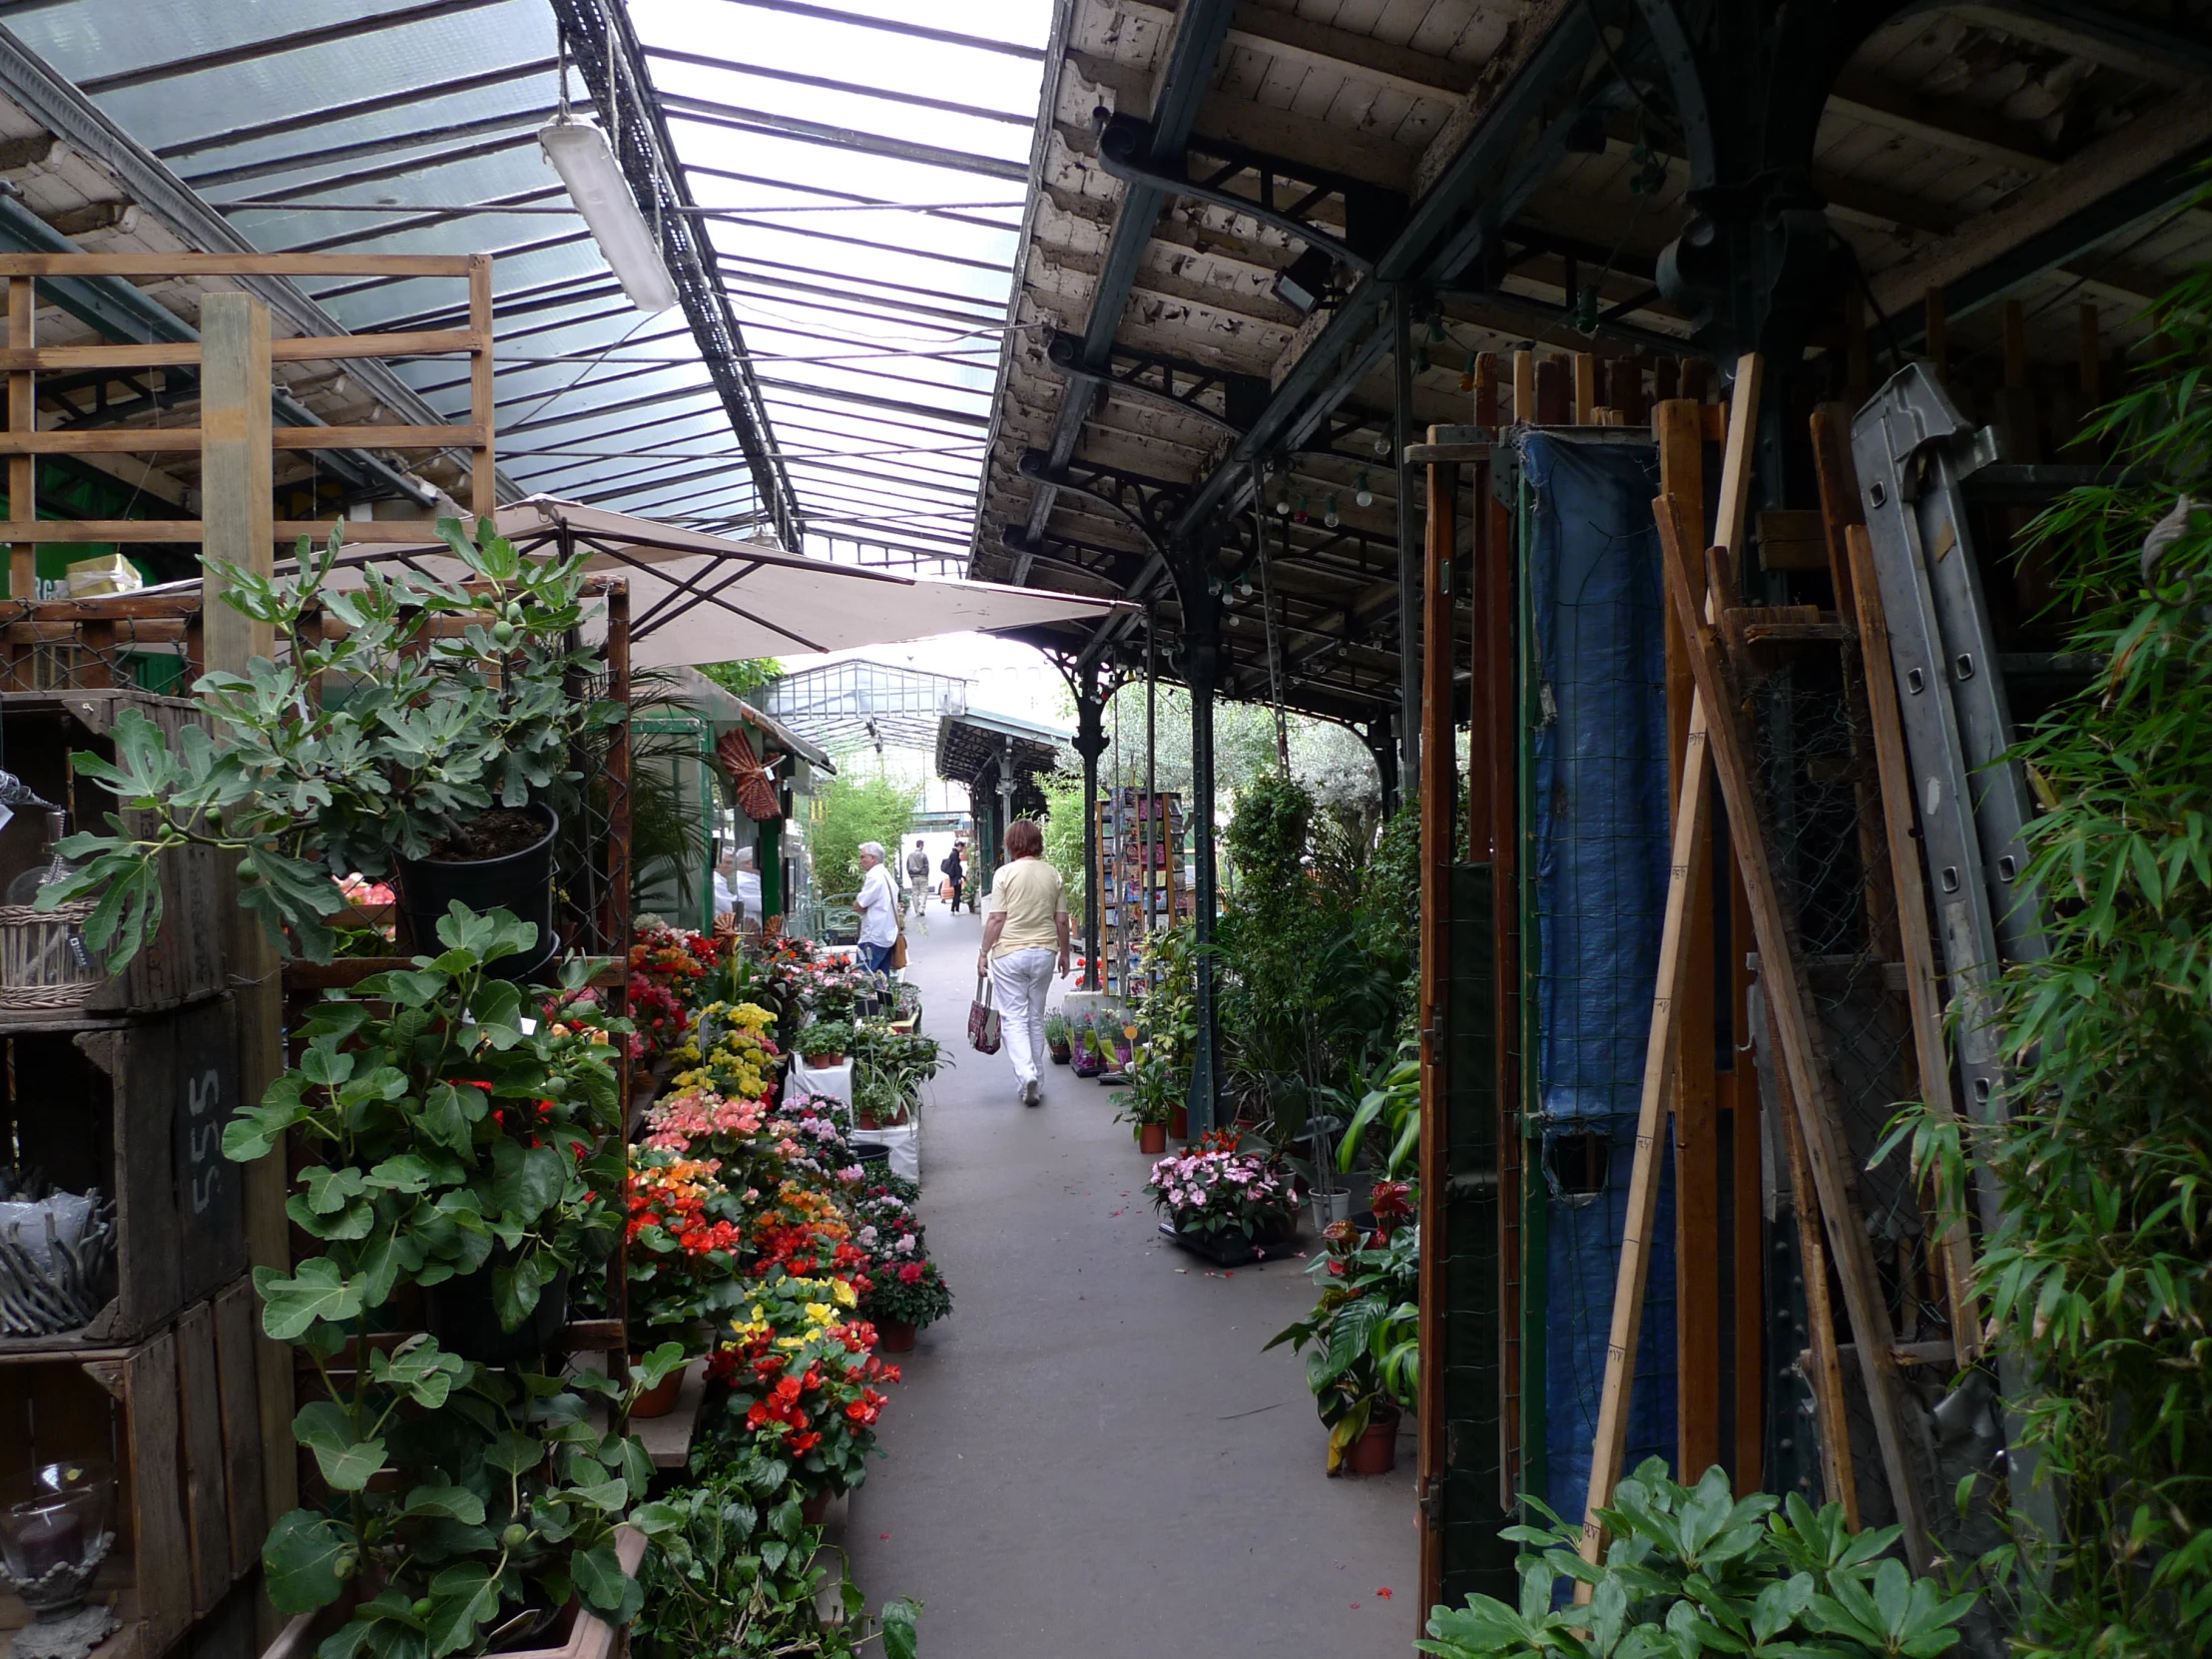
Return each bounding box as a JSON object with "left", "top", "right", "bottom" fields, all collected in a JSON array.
[
  {"left": 830, "top": 1280, "right": 857, "bottom": 1309},
  {"left": 804, "top": 1302, "right": 834, "bottom": 1326}
]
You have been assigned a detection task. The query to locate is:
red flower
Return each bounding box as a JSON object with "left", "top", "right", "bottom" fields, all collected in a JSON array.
[{"left": 897, "top": 1263, "right": 924, "bottom": 1285}]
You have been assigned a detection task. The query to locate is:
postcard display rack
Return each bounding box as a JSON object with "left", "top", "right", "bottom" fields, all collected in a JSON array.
[{"left": 1093, "top": 790, "right": 1192, "bottom": 998}]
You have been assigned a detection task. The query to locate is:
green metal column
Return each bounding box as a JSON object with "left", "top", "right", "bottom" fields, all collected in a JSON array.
[{"left": 760, "top": 816, "right": 784, "bottom": 924}]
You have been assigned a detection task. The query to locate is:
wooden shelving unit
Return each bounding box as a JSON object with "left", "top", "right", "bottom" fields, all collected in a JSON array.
[{"left": 1092, "top": 789, "right": 1191, "bottom": 999}]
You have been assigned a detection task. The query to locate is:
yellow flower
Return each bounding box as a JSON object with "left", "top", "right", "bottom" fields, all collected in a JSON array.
[
  {"left": 805, "top": 1301, "right": 834, "bottom": 1326},
  {"left": 830, "top": 1280, "right": 857, "bottom": 1309},
  {"left": 776, "top": 1336, "right": 808, "bottom": 1351}
]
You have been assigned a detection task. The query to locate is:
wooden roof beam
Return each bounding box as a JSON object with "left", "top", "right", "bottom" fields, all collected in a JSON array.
[{"left": 1223, "top": 2, "right": 1479, "bottom": 104}]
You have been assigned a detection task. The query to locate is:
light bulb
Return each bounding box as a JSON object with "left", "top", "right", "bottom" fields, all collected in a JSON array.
[
  {"left": 1355, "top": 470, "right": 1374, "bottom": 508},
  {"left": 1275, "top": 495, "right": 1291, "bottom": 515},
  {"left": 1238, "top": 580, "right": 1254, "bottom": 596},
  {"left": 1324, "top": 495, "right": 1340, "bottom": 528},
  {"left": 1373, "top": 432, "right": 1390, "bottom": 456}
]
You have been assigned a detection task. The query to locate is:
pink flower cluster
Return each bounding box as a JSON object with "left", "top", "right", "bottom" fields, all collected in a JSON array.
[
  {"left": 1145, "top": 1147, "right": 1299, "bottom": 1236},
  {"left": 643, "top": 1088, "right": 767, "bottom": 1151}
]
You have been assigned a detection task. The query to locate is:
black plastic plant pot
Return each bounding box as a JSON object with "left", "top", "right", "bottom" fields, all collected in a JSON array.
[
  {"left": 423, "top": 1262, "right": 570, "bottom": 1366},
  {"left": 393, "top": 804, "right": 559, "bottom": 980}
]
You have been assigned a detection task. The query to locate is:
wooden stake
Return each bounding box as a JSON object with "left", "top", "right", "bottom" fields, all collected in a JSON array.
[
  {"left": 1577, "top": 361, "right": 1762, "bottom": 1583},
  {"left": 467, "top": 253, "right": 496, "bottom": 519},
  {"left": 1573, "top": 353, "right": 1597, "bottom": 424},
  {"left": 201, "top": 293, "right": 297, "bottom": 1597},
  {"left": 1846, "top": 524, "right": 1981, "bottom": 1366},
  {"left": 1473, "top": 351, "right": 1502, "bottom": 429},
  {"left": 1535, "top": 356, "right": 1568, "bottom": 425},
  {"left": 1513, "top": 349, "right": 1535, "bottom": 425},
  {"left": 1654, "top": 492, "right": 1939, "bottom": 1576}
]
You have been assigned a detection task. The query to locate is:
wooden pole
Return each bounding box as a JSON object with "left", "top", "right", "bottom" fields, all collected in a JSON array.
[
  {"left": 1576, "top": 359, "right": 1759, "bottom": 1583},
  {"left": 8, "top": 276, "right": 32, "bottom": 602},
  {"left": 1655, "top": 397, "right": 1721, "bottom": 1482},
  {"left": 468, "top": 254, "right": 495, "bottom": 518},
  {"left": 201, "top": 291, "right": 294, "bottom": 1629},
  {"left": 1512, "top": 350, "right": 1535, "bottom": 425},
  {"left": 1572, "top": 353, "right": 1597, "bottom": 424},
  {"left": 1654, "top": 491, "right": 1938, "bottom": 1575},
  {"left": 1416, "top": 431, "right": 1458, "bottom": 1612},
  {"left": 1846, "top": 525, "right": 1980, "bottom": 1365}
]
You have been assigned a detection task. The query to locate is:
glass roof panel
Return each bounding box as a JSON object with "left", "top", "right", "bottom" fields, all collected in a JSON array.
[{"left": 12, "top": 0, "right": 1049, "bottom": 551}]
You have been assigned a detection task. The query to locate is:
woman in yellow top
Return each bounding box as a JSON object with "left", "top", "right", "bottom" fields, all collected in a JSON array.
[{"left": 975, "top": 819, "right": 1070, "bottom": 1107}]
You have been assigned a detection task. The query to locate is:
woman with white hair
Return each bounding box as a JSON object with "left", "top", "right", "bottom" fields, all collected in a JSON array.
[{"left": 852, "top": 841, "right": 899, "bottom": 972}]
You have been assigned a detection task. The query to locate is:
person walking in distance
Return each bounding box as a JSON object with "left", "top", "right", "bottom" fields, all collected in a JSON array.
[
  {"left": 975, "top": 819, "right": 1068, "bottom": 1106},
  {"left": 941, "top": 841, "right": 966, "bottom": 914},
  {"left": 851, "top": 841, "right": 899, "bottom": 973},
  {"left": 904, "top": 838, "right": 931, "bottom": 915}
]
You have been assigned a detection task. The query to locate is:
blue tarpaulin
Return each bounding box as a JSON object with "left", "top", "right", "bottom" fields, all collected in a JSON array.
[{"left": 1521, "top": 431, "right": 1679, "bottom": 1525}]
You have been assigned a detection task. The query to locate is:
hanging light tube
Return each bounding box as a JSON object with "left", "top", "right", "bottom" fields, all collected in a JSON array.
[{"left": 538, "top": 117, "right": 679, "bottom": 313}]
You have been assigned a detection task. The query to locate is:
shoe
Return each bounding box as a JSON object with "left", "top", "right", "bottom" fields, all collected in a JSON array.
[{"left": 1021, "top": 1077, "right": 1041, "bottom": 1107}]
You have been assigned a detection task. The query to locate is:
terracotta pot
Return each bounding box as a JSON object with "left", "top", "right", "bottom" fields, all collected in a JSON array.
[
  {"left": 628, "top": 1362, "right": 684, "bottom": 1419},
  {"left": 803, "top": 1052, "right": 844, "bottom": 1068},
  {"left": 878, "top": 1318, "right": 916, "bottom": 1353},
  {"left": 800, "top": 1490, "right": 832, "bottom": 1525},
  {"left": 1346, "top": 1413, "right": 1399, "bottom": 1475},
  {"left": 1168, "top": 1104, "right": 1189, "bottom": 1139},
  {"left": 1139, "top": 1122, "right": 1167, "bottom": 1154},
  {"left": 856, "top": 1110, "right": 879, "bottom": 1131}
]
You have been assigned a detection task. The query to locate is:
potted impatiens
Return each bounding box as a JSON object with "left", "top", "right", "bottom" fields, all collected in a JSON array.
[
  {"left": 850, "top": 1183, "right": 950, "bottom": 1353},
  {"left": 221, "top": 904, "right": 672, "bottom": 1655},
  {"left": 1266, "top": 1179, "right": 1419, "bottom": 1474},
  {"left": 1147, "top": 1131, "right": 1300, "bottom": 1265},
  {"left": 50, "top": 520, "right": 618, "bottom": 975},
  {"left": 1044, "top": 1011, "right": 1071, "bottom": 1065},
  {"left": 694, "top": 1272, "right": 900, "bottom": 1518},
  {"left": 621, "top": 1149, "right": 748, "bottom": 1416}
]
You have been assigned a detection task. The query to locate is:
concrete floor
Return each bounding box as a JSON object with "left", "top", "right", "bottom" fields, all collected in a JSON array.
[{"left": 834, "top": 899, "right": 1416, "bottom": 1656}]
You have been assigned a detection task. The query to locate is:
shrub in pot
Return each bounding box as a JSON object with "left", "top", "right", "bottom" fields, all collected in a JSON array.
[
  {"left": 47, "top": 519, "right": 618, "bottom": 971},
  {"left": 1043, "top": 1011, "right": 1071, "bottom": 1064},
  {"left": 1112, "top": 1046, "right": 1178, "bottom": 1150},
  {"left": 221, "top": 904, "right": 673, "bottom": 1652},
  {"left": 1265, "top": 1179, "right": 1418, "bottom": 1473},
  {"left": 847, "top": 1020, "right": 943, "bottom": 1129}
]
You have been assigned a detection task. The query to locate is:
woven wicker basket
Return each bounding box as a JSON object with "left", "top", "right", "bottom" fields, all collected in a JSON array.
[{"left": 0, "top": 899, "right": 103, "bottom": 1009}]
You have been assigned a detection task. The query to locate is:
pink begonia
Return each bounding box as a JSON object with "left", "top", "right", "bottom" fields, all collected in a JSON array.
[{"left": 643, "top": 1088, "right": 767, "bottom": 1151}]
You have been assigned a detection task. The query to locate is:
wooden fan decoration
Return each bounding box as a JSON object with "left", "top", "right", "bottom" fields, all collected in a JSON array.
[{"left": 718, "top": 726, "right": 784, "bottom": 823}]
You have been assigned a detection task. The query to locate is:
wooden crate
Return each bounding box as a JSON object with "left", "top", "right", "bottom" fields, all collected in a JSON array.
[
  {"left": 0, "top": 1278, "right": 263, "bottom": 1659},
  {"left": 0, "top": 690, "right": 223, "bottom": 1024},
  {"left": 1, "top": 996, "right": 244, "bottom": 1350}
]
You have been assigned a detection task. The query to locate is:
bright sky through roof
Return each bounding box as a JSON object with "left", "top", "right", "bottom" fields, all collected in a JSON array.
[{"left": 629, "top": 0, "right": 1050, "bottom": 569}]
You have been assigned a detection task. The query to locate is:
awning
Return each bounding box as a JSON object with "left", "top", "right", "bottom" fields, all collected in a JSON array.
[{"left": 276, "top": 497, "right": 1126, "bottom": 669}]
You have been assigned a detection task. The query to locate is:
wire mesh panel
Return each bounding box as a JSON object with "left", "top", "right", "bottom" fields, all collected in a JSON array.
[
  {"left": 1517, "top": 432, "right": 1679, "bottom": 1522},
  {"left": 1746, "top": 639, "right": 1958, "bottom": 1533}
]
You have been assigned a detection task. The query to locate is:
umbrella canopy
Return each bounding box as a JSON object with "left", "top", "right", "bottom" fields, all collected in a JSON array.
[{"left": 287, "top": 498, "right": 1125, "bottom": 670}]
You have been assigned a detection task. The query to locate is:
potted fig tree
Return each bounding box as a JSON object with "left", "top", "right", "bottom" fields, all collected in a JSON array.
[{"left": 44, "top": 519, "right": 618, "bottom": 977}]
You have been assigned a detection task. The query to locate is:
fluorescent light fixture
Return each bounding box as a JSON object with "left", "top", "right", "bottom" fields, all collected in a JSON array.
[
  {"left": 1269, "top": 248, "right": 1335, "bottom": 316},
  {"left": 538, "top": 118, "right": 679, "bottom": 313}
]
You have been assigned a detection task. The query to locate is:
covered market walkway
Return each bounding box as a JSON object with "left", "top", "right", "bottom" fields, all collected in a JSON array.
[{"left": 836, "top": 905, "right": 1413, "bottom": 1655}]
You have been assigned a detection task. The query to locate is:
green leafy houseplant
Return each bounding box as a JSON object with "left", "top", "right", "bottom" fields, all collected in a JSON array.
[
  {"left": 1421, "top": 1461, "right": 1976, "bottom": 1659},
  {"left": 798, "top": 1019, "right": 854, "bottom": 1064},
  {"left": 1265, "top": 1181, "right": 1418, "bottom": 1472},
  {"left": 1110, "top": 1044, "right": 1179, "bottom": 1135},
  {"left": 223, "top": 904, "right": 666, "bottom": 1654},
  {"left": 45, "top": 519, "right": 618, "bottom": 967},
  {"left": 630, "top": 1454, "right": 918, "bottom": 1659}
]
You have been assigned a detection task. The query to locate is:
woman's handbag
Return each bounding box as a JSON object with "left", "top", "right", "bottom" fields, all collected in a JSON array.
[
  {"left": 889, "top": 927, "right": 909, "bottom": 970},
  {"left": 966, "top": 974, "right": 1002, "bottom": 1053}
]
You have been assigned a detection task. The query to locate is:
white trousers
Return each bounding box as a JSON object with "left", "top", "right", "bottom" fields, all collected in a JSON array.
[{"left": 988, "top": 947, "right": 1055, "bottom": 1085}]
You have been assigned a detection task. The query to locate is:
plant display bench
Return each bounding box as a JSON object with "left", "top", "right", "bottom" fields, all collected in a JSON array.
[
  {"left": 1158, "top": 1221, "right": 1300, "bottom": 1269},
  {"left": 0, "top": 1280, "right": 264, "bottom": 1659}
]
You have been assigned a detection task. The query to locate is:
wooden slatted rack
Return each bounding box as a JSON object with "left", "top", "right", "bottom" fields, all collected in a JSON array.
[{"left": 0, "top": 253, "right": 496, "bottom": 598}]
